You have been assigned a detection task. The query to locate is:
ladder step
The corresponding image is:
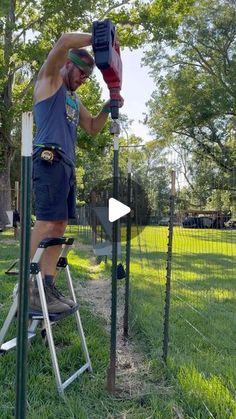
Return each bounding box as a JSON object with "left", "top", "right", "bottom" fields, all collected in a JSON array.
[
  {"left": 61, "top": 362, "right": 91, "bottom": 390},
  {"left": 29, "top": 304, "right": 79, "bottom": 322},
  {"left": 0, "top": 237, "right": 91, "bottom": 394},
  {"left": 5, "top": 258, "right": 19, "bottom": 276},
  {"left": 0, "top": 332, "right": 36, "bottom": 354},
  {"left": 5, "top": 271, "right": 19, "bottom": 276}
]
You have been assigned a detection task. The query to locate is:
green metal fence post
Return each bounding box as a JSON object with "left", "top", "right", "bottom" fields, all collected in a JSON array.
[
  {"left": 107, "top": 121, "right": 120, "bottom": 393},
  {"left": 15, "top": 112, "right": 33, "bottom": 418},
  {"left": 123, "top": 157, "right": 132, "bottom": 338},
  {"left": 162, "top": 170, "right": 176, "bottom": 364}
]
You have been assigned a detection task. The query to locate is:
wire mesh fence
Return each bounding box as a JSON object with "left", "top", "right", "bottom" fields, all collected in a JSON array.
[
  {"left": 1, "top": 161, "right": 236, "bottom": 415},
  {"left": 128, "top": 164, "right": 236, "bottom": 417},
  {"left": 167, "top": 174, "right": 236, "bottom": 416}
]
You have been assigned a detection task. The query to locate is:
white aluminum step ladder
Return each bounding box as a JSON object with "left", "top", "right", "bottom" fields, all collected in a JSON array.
[{"left": 0, "top": 236, "right": 92, "bottom": 396}]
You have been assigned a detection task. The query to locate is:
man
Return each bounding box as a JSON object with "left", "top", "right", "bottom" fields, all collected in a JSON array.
[{"left": 30, "top": 32, "right": 120, "bottom": 314}]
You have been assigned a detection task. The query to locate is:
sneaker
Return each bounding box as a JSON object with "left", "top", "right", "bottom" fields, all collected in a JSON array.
[
  {"left": 29, "top": 285, "right": 71, "bottom": 314},
  {"left": 48, "top": 283, "right": 76, "bottom": 308}
]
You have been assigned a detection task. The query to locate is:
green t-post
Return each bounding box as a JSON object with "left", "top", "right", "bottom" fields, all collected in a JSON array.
[
  {"left": 107, "top": 126, "right": 119, "bottom": 393},
  {"left": 123, "top": 157, "right": 131, "bottom": 338},
  {"left": 15, "top": 112, "right": 33, "bottom": 419},
  {"left": 162, "top": 170, "right": 176, "bottom": 364}
]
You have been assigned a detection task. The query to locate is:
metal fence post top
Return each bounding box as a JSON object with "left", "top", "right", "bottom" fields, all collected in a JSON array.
[{"left": 21, "top": 112, "right": 33, "bottom": 157}]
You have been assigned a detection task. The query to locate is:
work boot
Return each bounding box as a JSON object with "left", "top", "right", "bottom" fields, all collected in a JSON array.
[
  {"left": 48, "top": 283, "right": 76, "bottom": 308},
  {"left": 29, "top": 284, "right": 71, "bottom": 314}
]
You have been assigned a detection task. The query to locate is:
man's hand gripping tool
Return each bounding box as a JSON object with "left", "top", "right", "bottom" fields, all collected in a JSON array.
[{"left": 92, "top": 19, "right": 122, "bottom": 120}]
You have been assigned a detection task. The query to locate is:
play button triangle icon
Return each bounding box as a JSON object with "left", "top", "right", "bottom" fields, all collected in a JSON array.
[{"left": 108, "top": 198, "right": 131, "bottom": 222}]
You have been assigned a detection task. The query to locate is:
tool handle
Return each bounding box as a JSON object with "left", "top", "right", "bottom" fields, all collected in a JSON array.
[{"left": 92, "top": 19, "right": 122, "bottom": 119}]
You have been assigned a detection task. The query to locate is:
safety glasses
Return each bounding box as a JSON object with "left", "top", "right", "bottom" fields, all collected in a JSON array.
[{"left": 68, "top": 51, "right": 94, "bottom": 79}]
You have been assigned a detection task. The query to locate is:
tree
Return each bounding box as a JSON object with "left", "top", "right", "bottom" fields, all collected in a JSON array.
[
  {"left": 0, "top": 0, "right": 147, "bottom": 224},
  {"left": 133, "top": 142, "right": 171, "bottom": 220},
  {"left": 144, "top": 0, "right": 236, "bottom": 210},
  {"left": 138, "top": 0, "right": 195, "bottom": 43},
  {"left": 77, "top": 118, "right": 142, "bottom": 204},
  {"left": 0, "top": 0, "right": 201, "bottom": 224}
]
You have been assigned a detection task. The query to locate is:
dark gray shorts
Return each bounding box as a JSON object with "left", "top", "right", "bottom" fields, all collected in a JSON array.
[{"left": 32, "top": 156, "right": 76, "bottom": 221}]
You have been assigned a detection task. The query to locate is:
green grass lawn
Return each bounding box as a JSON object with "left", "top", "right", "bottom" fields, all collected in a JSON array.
[
  {"left": 0, "top": 228, "right": 163, "bottom": 419},
  {"left": 129, "top": 226, "right": 236, "bottom": 418},
  {"left": 0, "top": 226, "right": 236, "bottom": 418}
]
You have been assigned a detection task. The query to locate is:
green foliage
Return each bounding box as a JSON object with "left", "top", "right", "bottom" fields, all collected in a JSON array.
[
  {"left": 133, "top": 145, "right": 171, "bottom": 219},
  {"left": 0, "top": 0, "right": 148, "bottom": 223},
  {"left": 0, "top": 0, "right": 9, "bottom": 17},
  {"left": 138, "top": 0, "right": 195, "bottom": 43},
  {"left": 0, "top": 0, "right": 146, "bottom": 141},
  {"left": 144, "top": 0, "right": 236, "bottom": 208},
  {"left": 206, "top": 189, "right": 231, "bottom": 212},
  {"left": 76, "top": 77, "right": 111, "bottom": 153}
]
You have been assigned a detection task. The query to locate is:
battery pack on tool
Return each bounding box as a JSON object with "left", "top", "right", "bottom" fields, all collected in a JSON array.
[{"left": 92, "top": 19, "right": 122, "bottom": 119}]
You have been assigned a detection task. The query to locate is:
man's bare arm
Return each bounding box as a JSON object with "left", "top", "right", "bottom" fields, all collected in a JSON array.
[
  {"left": 39, "top": 33, "right": 92, "bottom": 80},
  {"left": 79, "top": 98, "right": 124, "bottom": 136},
  {"left": 79, "top": 102, "right": 109, "bottom": 136},
  {"left": 34, "top": 32, "right": 92, "bottom": 103}
]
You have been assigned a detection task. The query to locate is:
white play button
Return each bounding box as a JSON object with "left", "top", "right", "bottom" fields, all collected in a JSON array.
[{"left": 108, "top": 198, "right": 131, "bottom": 222}]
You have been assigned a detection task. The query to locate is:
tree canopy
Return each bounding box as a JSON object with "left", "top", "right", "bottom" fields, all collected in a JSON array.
[
  {"left": 2, "top": 0, "right": 234, "bottom": 223},
  {"left": 145, "top": 0, "right": 236, "bottom": 213},
  {"left": 0, "top": 0, "right": 143, "bottom": 222},
  {"left": 0, "top": 0, "right": 194, "bottom": 223}
]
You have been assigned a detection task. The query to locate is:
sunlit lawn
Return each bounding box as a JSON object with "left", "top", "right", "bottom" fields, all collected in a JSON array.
[
  {"left": 129, "top": 226, "right": 236, "bottom": 418},
  {"left": 0, "top": 228, "right": 162, "bottom": 419},
  {"left": 0, "top": 225, "right": 236, "bottom": 418}
]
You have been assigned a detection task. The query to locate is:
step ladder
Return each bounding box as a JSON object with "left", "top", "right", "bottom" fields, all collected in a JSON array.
[{"left": 0, "top": 236, "right": 92, "bottom": 396}]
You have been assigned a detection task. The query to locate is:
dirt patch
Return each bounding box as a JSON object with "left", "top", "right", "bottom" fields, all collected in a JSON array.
[
  {"left": 75, "top": 275, "right": 168, "bottom": 398},
  {"left": 74, "top": 241, "right": 94, "bottom": 253}
]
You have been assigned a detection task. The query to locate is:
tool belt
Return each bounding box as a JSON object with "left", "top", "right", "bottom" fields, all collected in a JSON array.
[{"left": 40, "top": 148, "right": 62, "bottom": 163}]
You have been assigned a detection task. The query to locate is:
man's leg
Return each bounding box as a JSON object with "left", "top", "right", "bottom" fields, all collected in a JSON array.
[
  {"left": 30, "top": 156, "right": 76, "bottom": 312},
  {"left": 29, "top": 219, "right": 72, "bottom": 313},
  {"left": 31, "top": 219, "right": 67, "bottom": 278}
]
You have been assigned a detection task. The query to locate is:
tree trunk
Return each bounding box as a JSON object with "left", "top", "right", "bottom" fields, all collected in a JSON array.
[
  {"left": 0, "top": 154, "right": 12, "bottom": 225},
  {"left": 0, "top": 0, "right": 16, "bottom": 225}
]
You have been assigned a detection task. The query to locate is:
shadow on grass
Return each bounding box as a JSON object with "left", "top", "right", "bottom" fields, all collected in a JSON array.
[
  {"left": 176, "top": 227, "right": 236, "bottom": 244},
  {"left": 130, "top": 275, "right": 236, "bottom": 416},
  {"left": 130, "top": 248, "right": 235, "bottom": 285}
]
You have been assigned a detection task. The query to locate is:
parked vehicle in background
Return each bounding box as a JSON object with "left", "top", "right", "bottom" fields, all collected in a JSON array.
[
  {"left": 225, "top": 219, "right": 236, "bottom": 229},
  {"left": 183, "top": 216, "right": 213, "bottom": 228},
  {"left": 182, "top": 210, "right": 231, "bottom": 229},
  {"left": 158, "top": 214, "right": 181, "bottom": 226},
  {"left": 158, "top": 218, "right": 169, "bottom": 226}
]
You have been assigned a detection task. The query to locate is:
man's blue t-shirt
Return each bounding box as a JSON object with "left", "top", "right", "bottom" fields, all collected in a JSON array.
[{"left": 33, "top": 84, "right": 80, "bottom": 165}]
